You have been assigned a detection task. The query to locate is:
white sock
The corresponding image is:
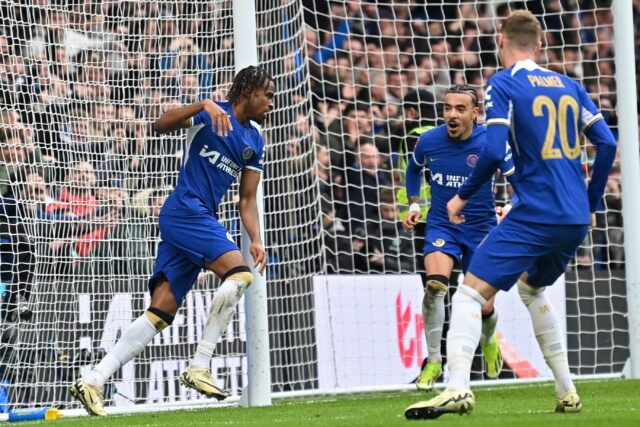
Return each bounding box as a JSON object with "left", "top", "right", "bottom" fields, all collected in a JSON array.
[
  {"left": 190, "top": 277, "right": 247, "bottom": 370},
  {"left": 446, "top": 285, "right": 486, "bottom": 391},
  {"left": 85, "top": 313, "right": 160, "bottom": 387},
  {"left": 518, "top": 280, "right": 575, "bottom": 396},
  {"left": 480, "top": 309, "right": 498, "bottom": 345},
  {"left": 422, "top": 289, "right": 446, "bottom": 363}
]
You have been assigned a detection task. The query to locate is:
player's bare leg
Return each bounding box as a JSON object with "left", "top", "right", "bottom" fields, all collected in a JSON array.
[
  {"left": 71, "top": 280, "right": 176, "bottom": 416},
  {"left": 181, "top": 250, "right": 252, "bottom": 400},
  {"left": 518, "top": 273, "right": 581, "bottom": 412}
]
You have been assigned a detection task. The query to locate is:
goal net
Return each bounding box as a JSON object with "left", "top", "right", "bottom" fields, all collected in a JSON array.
[
  {"left": 303, "top": 0, "right": 628, "bottom": 390},
  {"left": 0, "top": 0, "right": 320, "bottom": 411},
  {"left": 0, "top": 0, "right": 631, "bottom": 413}
]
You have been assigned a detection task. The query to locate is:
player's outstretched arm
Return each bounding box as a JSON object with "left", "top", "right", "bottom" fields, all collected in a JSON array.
[
  {"left": 153, "top": 99, "right": 233, "bottom": 136},
  {"left": 239, "top": 170, "right": 268, "bottom": 275}
]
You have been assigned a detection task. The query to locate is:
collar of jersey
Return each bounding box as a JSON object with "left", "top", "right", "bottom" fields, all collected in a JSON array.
[{"left": 511, "top": 58, "right": 544, "bottom": 76}]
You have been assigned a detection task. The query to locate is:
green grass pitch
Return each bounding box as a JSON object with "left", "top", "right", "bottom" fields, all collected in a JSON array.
[{"left": 19, "top": 379, "right": 639, "bottom": 426}]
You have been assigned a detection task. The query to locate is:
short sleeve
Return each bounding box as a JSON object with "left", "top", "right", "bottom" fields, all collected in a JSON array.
[
  {"left": 244, "top": 134, "right": 265, "bottom": 173},
  {"left": 484, "top": 75, "right": 511, "bottom": 127}
]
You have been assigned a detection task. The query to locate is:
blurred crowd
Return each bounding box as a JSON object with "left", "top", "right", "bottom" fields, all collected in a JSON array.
[
  {"left": 0, "top": 1, "right": 244, "bottom": 325},
  {"left": 0, "top": 0, "right": 634, "bottom": 326},
  {"left": 301, "top": 0, "right": 633, "bottom": 273}
]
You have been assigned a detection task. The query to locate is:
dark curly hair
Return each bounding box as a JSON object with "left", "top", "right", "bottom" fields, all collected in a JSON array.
[{"left": 226, "top": 65, "right": 274, "bottom": 104}]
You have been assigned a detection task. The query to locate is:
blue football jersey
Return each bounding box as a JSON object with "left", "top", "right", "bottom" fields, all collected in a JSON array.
[
  {"left": 410, "top": 125, "right": 514, "bottom": 226},
  {"left": 162, "top": 101, "right": 265, "bottom": 217},
  {"left": 462, "top": 59, "right": 616, "bottom": 225}
]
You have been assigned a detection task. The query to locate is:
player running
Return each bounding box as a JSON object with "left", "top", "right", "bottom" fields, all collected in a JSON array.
[
  {"left": 71, "top": 65, "right": 275, "bottom": 416},
  {"left": 404, "top": 85, "right": 514, "bottom": 392}
]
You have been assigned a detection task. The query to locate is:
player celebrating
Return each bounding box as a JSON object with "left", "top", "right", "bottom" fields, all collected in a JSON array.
[
  {"left": 403, "top": 85, "right": 514, "bottom": 392},
  {"left": 71, "top": 65, "right": 275, "bottom": 416},
  {"left": 405, "top": 10, "right": 616, "bottom": 419}
]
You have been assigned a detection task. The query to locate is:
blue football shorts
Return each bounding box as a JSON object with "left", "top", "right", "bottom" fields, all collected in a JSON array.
[
  {"left": 148, "top": 212, "right": 239, "bottom": 305},
  {"left": 423, "top": 221, "right": 494, "bottom": 273},
  {"left": 468, "top": 215, "right": 589, "bottom": 291}
]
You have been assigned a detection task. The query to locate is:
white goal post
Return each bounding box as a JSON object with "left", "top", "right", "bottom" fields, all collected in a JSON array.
[
  {"left": 612, "top": 0, "right": 640, "bottom": 379},
  {"left": 233, "top": 0, "right": 271, "bottom": 407}
]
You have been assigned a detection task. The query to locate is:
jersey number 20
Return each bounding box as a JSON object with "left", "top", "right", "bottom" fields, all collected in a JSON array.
[{"left": 533, "top": 95, "right": 581, "bottom": 160}]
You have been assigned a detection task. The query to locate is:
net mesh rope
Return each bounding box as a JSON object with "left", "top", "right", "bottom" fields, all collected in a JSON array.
[{"left": 0, "top": 0, "right": 320, "bottom": 408}]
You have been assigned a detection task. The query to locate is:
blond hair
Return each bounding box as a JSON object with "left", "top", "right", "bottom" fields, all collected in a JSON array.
[{"left": 500, "top": 10, "right": 542, "bottom": 52}]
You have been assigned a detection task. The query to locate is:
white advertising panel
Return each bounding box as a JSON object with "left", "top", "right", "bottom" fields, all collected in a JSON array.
[
  {"left": 314, "top": 274, "right": 566, "bottom": 389},
  {"left": 314, "top": 275, "right": 427, "bottom": 390}
]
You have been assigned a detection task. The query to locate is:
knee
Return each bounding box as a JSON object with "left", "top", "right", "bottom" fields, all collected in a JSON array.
[
  {"left": 425, "top": 275, "right": 448, "bottom": 295},
  {"left": 213, "top": 266, "right": 252, "bottom": 314},
  {"left": 517, "top": 280, "right": 544, "bottom": 306},
  {"left": 150, "top": 276, "right": 179, "bottom": 314},
  {"left": 480, "top": 304, "right": 494, "bottom": 317},
  {"left": 223, "top": 265, "right": 253, "bottom": 287},
  {"left": 481, "top": 298, "right": 495, "bottom": 316},
  {"left": 423, "top": 275, "right": 448, "bottom": 308},
  {"left": 452, "top": 284, "right": 487, "bottom": 306}
]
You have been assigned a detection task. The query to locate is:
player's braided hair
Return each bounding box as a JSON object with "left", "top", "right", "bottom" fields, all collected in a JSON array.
[
  {"left": 444, "top": 85, "right": 479, "bottom": 107},
  {"left": 226, "top": 65, "right": 274, "bottom": 104}
]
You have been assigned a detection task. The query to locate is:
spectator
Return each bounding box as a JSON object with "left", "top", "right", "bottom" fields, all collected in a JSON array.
[
  {"left": 80, "top": 188, "right": 157, "bottom": 277},
  {"left": 345, "top": 142, "right": 392, "bottom": 231},
  {"left": 0, "top": 171, "right": 80, "bottom": 323},
  {"left": 0, "top": 132, "right": 26, "bottom": 198},
  {"left": 96, "top": 127, "right": 132, "bottom": 189},
  {"left": 28, "top": 8, "right": 101, "bottom": 59},
  {"left": 367, "top": 188, "right": 415, "bottom": 273},
  {"left": 180, "top": 73, "right": 201, "bottom": 104},
  {"left": 389, "top": 89, "right": 437, "bottom": 169},
  {"left": 321, "top": 199, "right": 351, "bottom": 274},
  {"left": 47, "top": 161, "right": 116, "bottom": 261}
]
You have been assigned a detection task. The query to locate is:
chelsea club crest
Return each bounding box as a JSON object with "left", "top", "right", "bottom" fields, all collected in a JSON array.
[
  {"left": 433, "top": 239, "right": 446, "bottom": 247},
  {"left": 243, "top": 147, "right": 254, "bottom": 160}
]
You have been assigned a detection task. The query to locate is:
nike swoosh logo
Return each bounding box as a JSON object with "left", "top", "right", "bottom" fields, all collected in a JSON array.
[{"left": 445, "top": 392, "right": 473, "bottom": 404}]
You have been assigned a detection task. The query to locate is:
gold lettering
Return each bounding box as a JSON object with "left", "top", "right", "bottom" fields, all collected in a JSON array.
[{"left": 528, "top": 75, "right": 566, "bottom": 88}]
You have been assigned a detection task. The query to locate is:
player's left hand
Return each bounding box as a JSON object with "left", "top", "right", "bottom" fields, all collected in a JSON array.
[
  {"left": 250, "top": 242, "right": 268, "bottom": 275},
  {"left": 447, "top": 195, "right": 467, "bottom": 224},
  {"left": 590, "top": 212, "right": 596, "bottom": 229},
  {"left": 202, "top": 99, "right": 233, "bottom": 137}
]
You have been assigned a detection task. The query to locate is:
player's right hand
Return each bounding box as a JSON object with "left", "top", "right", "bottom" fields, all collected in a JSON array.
[
  {"left": 250, "top": 241, "right": 268, "bottom": 276},
  {"left": 403, "top": 211, "right": 421, "bottom": 233},
  {"left": 447, "top": 195, "right": 467, "bottom": 224},
  {"left": 203, "top": 99, "right": 233, "bottom": 137}
]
